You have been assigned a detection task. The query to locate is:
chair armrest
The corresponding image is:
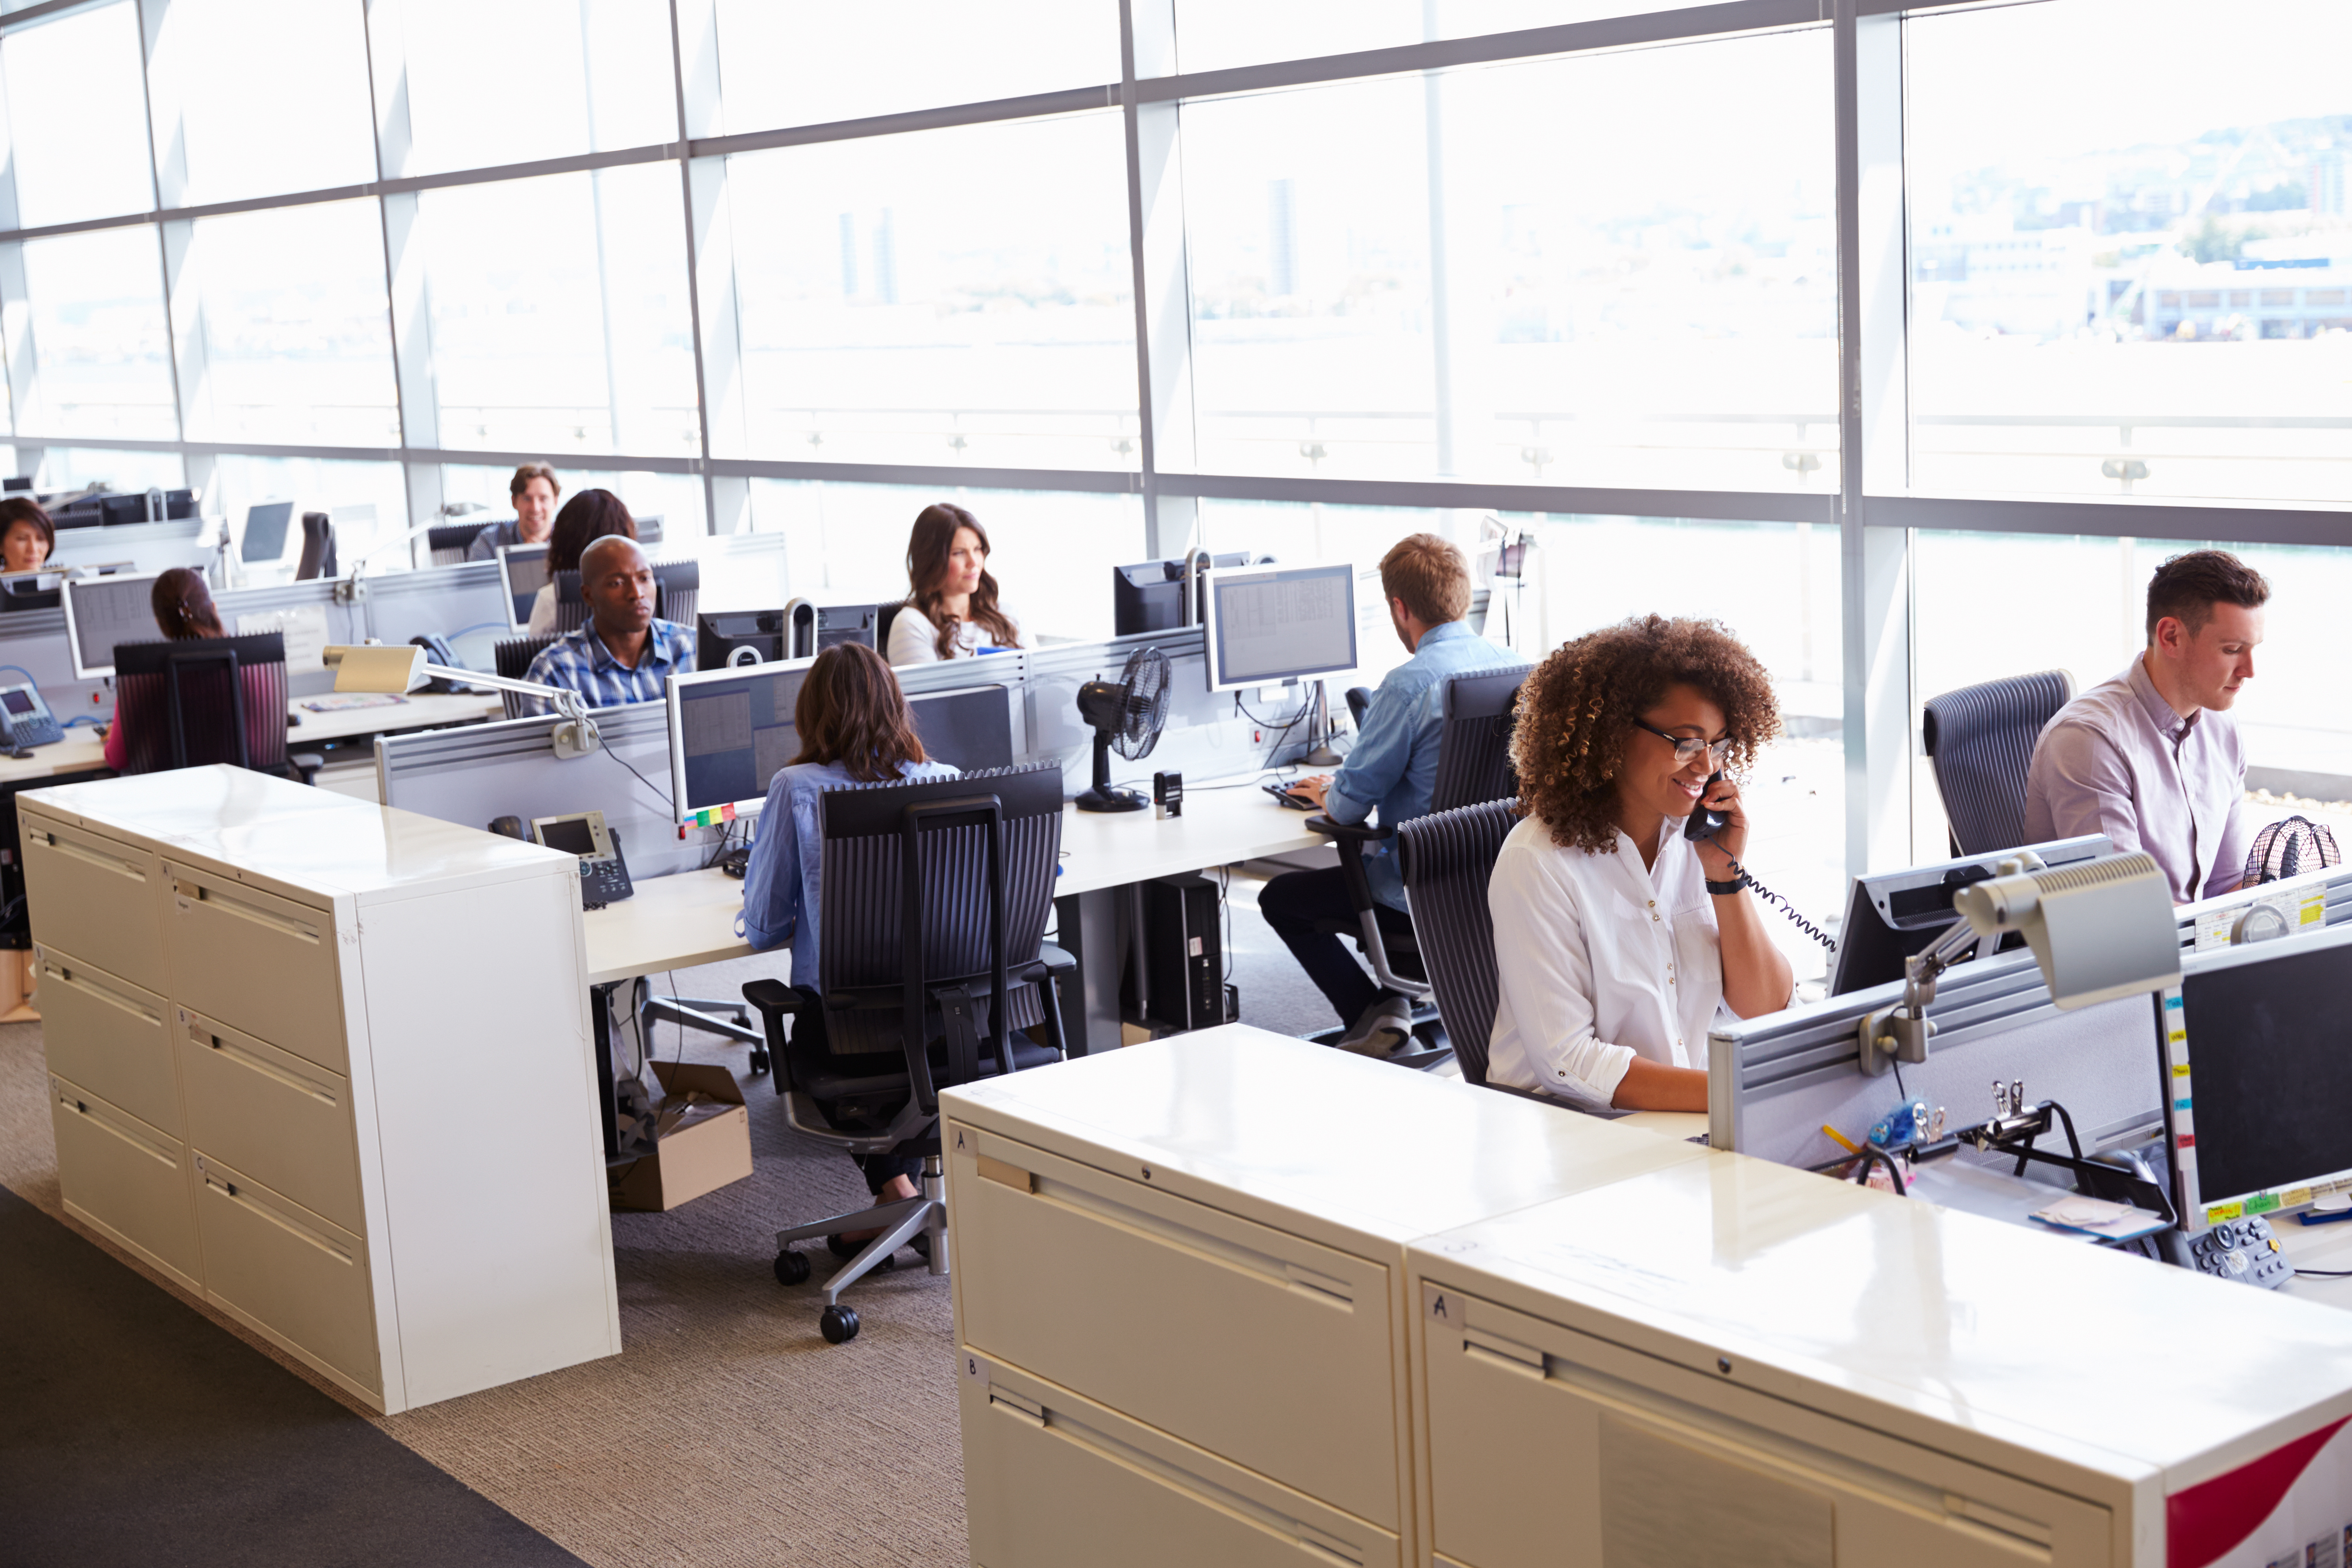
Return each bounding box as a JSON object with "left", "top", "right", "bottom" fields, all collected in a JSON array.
[
  {"left": 741, "top": 979, "right": 807, "bottom": 1095},
  {"left": 1306, "top": 814, "right": 1392, "bottom": 844},
  {"left": 1014, "top": 943, "right": 1076, "bottom": 985},
  {"left": 288, "top": 752, "right": 325, "bottom": 787}
]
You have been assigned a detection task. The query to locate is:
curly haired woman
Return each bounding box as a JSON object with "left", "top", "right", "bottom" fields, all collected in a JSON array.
[{"left": 1486, "top": 615, "right": 1793, "bottom": 1112}]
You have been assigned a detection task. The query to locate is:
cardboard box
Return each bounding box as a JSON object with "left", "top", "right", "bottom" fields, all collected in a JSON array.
[{"left": 608, "top": 1060, "right": 753, "bottom": 1212}]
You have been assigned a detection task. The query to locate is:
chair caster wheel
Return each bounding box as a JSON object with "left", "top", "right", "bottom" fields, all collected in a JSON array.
[
  {"left": 820, "top": 1304, "right": 860, "bottom": 1344},
  {"left": 774, "top": 1249, "right": 811, "bottom": 1286},
  {"left": 748, "top": 1048, "right": 770, "bottom": 1075}
]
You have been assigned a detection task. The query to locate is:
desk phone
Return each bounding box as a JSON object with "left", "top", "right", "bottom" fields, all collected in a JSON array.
[
  {"left": 0, "top": 683, "right": 63, "bottom": 749},
  {"left": 531, "top": 810, "right": 635, "bottom": 910}
]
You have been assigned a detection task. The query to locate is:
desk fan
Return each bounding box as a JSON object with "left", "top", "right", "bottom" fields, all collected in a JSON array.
[{"left": 1074, "top": 646, "right": 1169, "bottom": 812}]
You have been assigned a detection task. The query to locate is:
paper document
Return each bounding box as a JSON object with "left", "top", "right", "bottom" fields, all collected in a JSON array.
[
  {"left": 2031, "top": 1194, "right": 2170, "bottom": 1241},
  {"left": 234, "top": 605, "right": 332, "bottom": 674}
]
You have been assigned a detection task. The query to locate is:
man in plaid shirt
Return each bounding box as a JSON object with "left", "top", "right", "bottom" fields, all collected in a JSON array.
[{"left": 523, "top": 535, "right": 696, "bottom": 712}]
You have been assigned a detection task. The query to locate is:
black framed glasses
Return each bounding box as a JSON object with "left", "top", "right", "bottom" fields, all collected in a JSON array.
[{"left": 1633, "top": 721, "right": 1733, "bottom": 770}]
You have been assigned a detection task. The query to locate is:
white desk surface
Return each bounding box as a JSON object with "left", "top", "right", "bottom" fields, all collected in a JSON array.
[
  {"left": 0, "top": 691, "right": 503, "bottom": 785},
  {"left": 580, "top": 787, "right": 1331, "bottom": 989}
]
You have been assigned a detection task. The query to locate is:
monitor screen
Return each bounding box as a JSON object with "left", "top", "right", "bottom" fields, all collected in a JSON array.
[
  {"left": 2167, "top": 932, "right": 2352, "bottom": 1224},
  {"left": 498, "top": 543, "right": 551, "bottom": 630},
  {"left": 1, "top": 688, "right": 35, "bottom": 716},
  {"left": 909, "top": 685, "right": 1015, "bottom": 771},
  {"left": 1204, "top": 563, "right": 1357, "bottom": 692},
  {"left": 537, "top": 817, "right": 597, "bottom": 857},
  {"left": 63, "top": 571, "right": 161, "bottom": 678},
  {"left": 1829, "top": 835, "right": 2113, "bottom": 995},
  {"left": 241, "top": 501, "right": 296, "bottom": 564},
  {"left": 667, "top": 661, "right": 814, "bottom": 822}
]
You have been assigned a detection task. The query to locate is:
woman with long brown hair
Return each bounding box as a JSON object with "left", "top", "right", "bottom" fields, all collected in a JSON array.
[
  {"left": 738, "top": 642, "right": 961, "bottom": 1218},
  {"left": 102, "top": 567, "right": 226, "bottom": 771},
  {"left": 885, "top": 502, "right": 1023, "bottom": 665},
  {"left": 524, "top": 487, "right": 635, "bottom": 635},
  {"left": 1484, "top": 615, "right": 1793, "bottom": 1113}
]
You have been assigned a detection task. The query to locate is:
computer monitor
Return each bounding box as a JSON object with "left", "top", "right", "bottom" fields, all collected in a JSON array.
[
  {"left": 1828, "top": 834, "right": 2113, "bottom": 995},
  {"left": 635, "top": 514, "right": 663, "bottom": 547},
  {"left": 1200, "top": 561, "right": 1358, "bottom": 693},
  {"left": 497, "top": 543, "right": 552, "bottom": 632},
  {"left": 666, "top": 658, "right": 818, "bottom": 825},
  {"left": 240, "top": 501, "right": 297, "bottom": 566},
  {"left": 0, "top": 568, "right": 62, "bottom": 612},
  {"left": 2159, "top": 925, "right": 2352, "bottom": 1233},
  {"left": 1113, "top": 554, "right": 1249, "bottom": 636},
  {"left": 699, "top": 611, "right": 786, "bottom": 670},
  {"left": 62, "top": 570, "right": 162, "bottom": 679},
  {"left": 908, "top": 684, "right": 1015, "bottom": 772}
]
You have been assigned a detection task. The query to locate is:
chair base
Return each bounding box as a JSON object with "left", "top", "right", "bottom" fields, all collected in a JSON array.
[
  {"left": 641, "top": 993, "right": 763, "bottom": 1062},
  {"left": 773, "top": 1156, "right": 949, "bottom": 1335},
  {"left": 1308, "top": 1009, "right": 1454, "bottom": 1073}
]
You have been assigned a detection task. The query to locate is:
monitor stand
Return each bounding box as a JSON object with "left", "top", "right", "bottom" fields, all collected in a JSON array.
[{"left": 1301, "top": 680, "right": 1344, "bottom": 767}]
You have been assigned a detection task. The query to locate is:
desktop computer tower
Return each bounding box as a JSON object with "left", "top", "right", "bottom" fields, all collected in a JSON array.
[{"left": 1139, "top": 873, "right": 1233, "bottom": 1033}]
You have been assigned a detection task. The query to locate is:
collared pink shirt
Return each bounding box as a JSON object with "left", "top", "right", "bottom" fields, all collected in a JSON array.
[{"left": 2023, "top": 656, "right": 2251, "bottom": 902}]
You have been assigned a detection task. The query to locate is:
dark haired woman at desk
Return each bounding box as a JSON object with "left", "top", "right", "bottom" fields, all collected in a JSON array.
[
  {"left": 525, "top": 488, "right": 635, "bottom": 636},
  {"left": 102, "top": 567, "right": 225, "bottom": 772},
  {"left": 1484, "top": 615, "right": 1793, "bottom": 1113},
  {"left": 0, "top": 497, "right": 54, "bottom": 574},
  {"left": 886, "top": 503, "right": 1023, "bottom": 665},
  {"left": 738, "top": 642, "right": 960, "bottom": 1230}
]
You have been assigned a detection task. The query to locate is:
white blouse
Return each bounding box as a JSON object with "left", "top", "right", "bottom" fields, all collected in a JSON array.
[
  {"left": 526, "top": 581, "right": 557, "bottom": 636},
  {"left": 1484, "top": 812, "right": 1754, "bottom": 1110},
  {"left": 887, "top": 605, "right": 1023, "bottom": 666}
]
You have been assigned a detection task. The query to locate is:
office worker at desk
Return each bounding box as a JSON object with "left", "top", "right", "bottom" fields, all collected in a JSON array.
[
  {"left": 1484, "top": 616, "right": 1792, "bottom": 1113},
  {"left": 521, "top": 535, "right": 694, "bottom": 712},
  {"left": 525, "top": 487, "right": 636, "bottom": 636},
  {"left": 740, "top": 642, "right": 960, "bottom": 1225},
  {"left": 101, "top": 567, "right": 224, "bottom": 771},
  {"left": 464, "top": 462, "right": 560, "bottom": 561},
  {"left": 1265, "top": 534, "right": 1513, "bottom": 1055},
  {"left": 886, "top": 503, "right": 1024, "bottom": 665},
  {"left": 2024, "top": 549, "right": 2266, "bottom": 903},
  {"left": 0, "top": 496, "right": 53, "bottom": 572}
]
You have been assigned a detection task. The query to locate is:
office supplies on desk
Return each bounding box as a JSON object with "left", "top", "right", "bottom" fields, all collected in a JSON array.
[
  {"left": 1073, "top": 645, "right": 1168, "bottom": 812},
  {"left": 1153, "top": 769, "right": 1182, "bottom": 819},
  {"left": 301, "top": 693, "right": 407, "bottom": 713},
  {"left": 0, "top": 683, "right": 63, "bottom": 749},
  {"left": 62, "top": 571, "right": 163, "bottom": 680},
  {"left": 533, "top": 810, "right": 634, "bottom": 909}
]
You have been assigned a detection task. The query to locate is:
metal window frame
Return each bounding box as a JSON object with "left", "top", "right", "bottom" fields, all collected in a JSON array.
[{"left": 0, "top": 0, "right": 2333, "bottom": 874}]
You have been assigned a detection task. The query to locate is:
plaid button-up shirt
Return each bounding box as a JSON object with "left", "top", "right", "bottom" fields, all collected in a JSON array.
[{"left": 522, "top": 619, "right": 697, "bottom": 713}]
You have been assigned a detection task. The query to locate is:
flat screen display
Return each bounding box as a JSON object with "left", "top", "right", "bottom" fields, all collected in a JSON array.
[
  {"left": 241, "top": 500, "right": 295, "bottom": 564},
  {"left": 63, "top": 572, "right": 162, "bottom": 678},
  {"left": 2172, "top": 937, "right": 2352, "bottom": 1213},
  {"left": 672, "top": 662, "right": 812, "bottom": 819},
  {"left": 1205, "top": 563, "right": 1357, "bottom": 691}
]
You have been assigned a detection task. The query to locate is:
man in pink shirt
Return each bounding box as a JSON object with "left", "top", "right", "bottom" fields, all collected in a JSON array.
[{"left": 2023, "top": 550, "right": 2267, "bottom": 904}]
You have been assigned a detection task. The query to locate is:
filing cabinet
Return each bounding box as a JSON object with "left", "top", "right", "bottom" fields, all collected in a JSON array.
[{"left": 24, "top": 766, "right": 620, "bottom": 1414}]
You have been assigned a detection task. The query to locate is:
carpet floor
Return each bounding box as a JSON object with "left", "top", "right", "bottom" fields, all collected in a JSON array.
[{"left": 0, "top": 890, "right": 1365, "bottom": 1567}]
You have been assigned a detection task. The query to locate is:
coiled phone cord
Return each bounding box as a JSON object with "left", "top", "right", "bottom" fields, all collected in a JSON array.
[{"left": 1696, "top": 829, "right": 1838, "bottom": 951}]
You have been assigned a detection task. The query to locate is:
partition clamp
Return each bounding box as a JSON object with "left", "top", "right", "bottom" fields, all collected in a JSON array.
[{"left": 1857, "top": 1006, "right": 1933, "bottom": 1078}]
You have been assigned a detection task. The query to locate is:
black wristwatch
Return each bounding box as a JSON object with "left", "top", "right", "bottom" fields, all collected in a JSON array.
[{"left": 1704, "top": 876, "right": 1746, "bottom": 896}]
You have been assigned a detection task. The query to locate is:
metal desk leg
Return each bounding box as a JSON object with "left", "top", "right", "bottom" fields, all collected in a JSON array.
[{"left": 1054, "top": 888, "right": 1126, "bottom": 1056}]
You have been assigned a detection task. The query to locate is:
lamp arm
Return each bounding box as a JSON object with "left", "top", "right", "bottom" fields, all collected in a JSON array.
[{"left": 417, "top": 661, "right": 586, "bottom": 719}]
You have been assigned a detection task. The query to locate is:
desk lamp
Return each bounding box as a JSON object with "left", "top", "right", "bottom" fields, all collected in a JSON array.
[
  {"left": 1859, "top": 849, "right": 2178, "bottom": 1076},
  {"left": 322, "top": 644, "right": 602, "bottom": 759}
]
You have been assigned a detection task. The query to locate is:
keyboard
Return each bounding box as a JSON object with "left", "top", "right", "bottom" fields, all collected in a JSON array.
[{"left": 1263, "top": 780, "right": 1314, "bottom": 811}]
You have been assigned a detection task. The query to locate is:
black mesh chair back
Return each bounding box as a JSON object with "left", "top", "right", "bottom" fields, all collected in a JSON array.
[
  {"left": 494, "top": 634, "right": 559, "bottom": 719},
  {"left": 875, "top": 602, "right": 906, "bottom": 658},
  {"left": 653, "top": 560, "right": 699, "bottom": 630},
  {"left": 1920, "top": 669, "right": 2075, "bottom": 857},
  {"left": 112, "top": 634, "right": 289, "bottom": 775},
  {"left": 1345, "top": 686, "right": 1374, "bottom": 729},
  {"left": 1395, "top": 798, "right": 1521, "bottom": 1086},
  {"left": 816, "top": 763, "right": 1063, "bottom": 1068},
  {"left": 296, "top": 512, "right": 337, "bottom": 580},
  {"left": 553, "top": 569, "right": 587, "bottom": 633},
  {"left": 1428, "top": 664, "right": 1534, "bottom": 814},
  {"left": 427, "top": 522, "right": 489, "bottom": 566}
]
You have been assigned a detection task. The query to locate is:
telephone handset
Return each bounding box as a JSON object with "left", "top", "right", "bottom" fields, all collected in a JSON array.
[{"left": 1683, "top": 771, "right": 1836, "bottom": 951}]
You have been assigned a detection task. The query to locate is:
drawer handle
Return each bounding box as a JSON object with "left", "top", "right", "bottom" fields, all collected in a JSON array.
[
  {"left": 203, "top": 1033, "right": 337, "bottom": 1106},
  {"left": 176, "top": 882, "right": 320, "bottom": 945},
  {"left": 47, "top": 963, "right": 163, "bottom": 1026},
  {"left": 1034, "top": 1178, "right": 1359, "bottom": 1310},
  {"left": 44, "top": 834, "right": 144, "bottom": 882},
  {"left": 202, "top": 1168, "right": 353, "bottom": 1264}
]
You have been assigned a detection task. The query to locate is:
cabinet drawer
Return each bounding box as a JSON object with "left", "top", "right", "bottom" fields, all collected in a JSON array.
[
  {"left": 164, "top": 864, "right": 345, "bottom": 1072},
  {"left": 21, "top": 815, "right": 165, "bottom": 993},
  {"left": 192, "top": 1152, "right": 379, "bottom": 1396},
  {"left": 962, "top": 1352, "right": 1400, "bottom": 1568},
  {"left": 950, "top": 1127, "right": 1399, "bottom": 1530},
  {"left": 49, "top": 1075, "right": 201, "bottom": 1288},
  {"left": 35, "top": 945, "right": 177, "bottom": 1137},
  {"left": 177, "top": 1008, "right": 362, "bottom": 1235}
]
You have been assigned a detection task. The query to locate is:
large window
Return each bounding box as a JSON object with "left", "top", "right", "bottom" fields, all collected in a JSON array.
[
  {"left": 0, "top": 4, "right": 152, "bottom": 227},
  {"left": 21, "top": 228, "right": 176, "bottom": 439},
  {"left": 1168, "top": 1, "right": 1693, "bottom": 76},
  {"left": 397, "top": 0, "right": 677, "bottom": 177},
  {"left": 145, "top": 0, "right": 377, "bottom": 206},
  {"left": 1905, "top": 0, "right": 2352, "bottom": 504}
]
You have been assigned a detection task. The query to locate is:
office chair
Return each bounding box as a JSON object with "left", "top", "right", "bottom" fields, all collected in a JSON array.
[
  {"left": 427, "top": 522, "right": 490, "bottom": 566},
  {"left": 112, "top": 634, "right": 323, "bottom": 785},
  {"left": 492, "top": 634, "right": 559, "bottom": 719},
  {"left": 552, "top": 560, "right": 698, "bottom": 636},
  {"left": 1345, "top": 686, "right": 1373, "bottom": 730},
  {"left": 1302, "top": 663, "right": 1533, "bottom": 1067},
  {"left": 875, "top": 601, "right": 906, "bottom": 658},
  {"left": 1921, "top": 669, "right": 2075, "bottom": 858},
  {"left": 1393, "top": 797, "right": 1523, "bottom": 1089},
  {"left": 296, "top": 512, "right": 337, "bottom": 580},
  {"left": 740, "top": 762, "right": 1073, "bottom": 1344}
]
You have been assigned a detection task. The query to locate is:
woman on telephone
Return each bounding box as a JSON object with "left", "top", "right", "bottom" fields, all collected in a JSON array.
[{"left": 1484, "top": 615, "right": 1793, "bottom": 1113}]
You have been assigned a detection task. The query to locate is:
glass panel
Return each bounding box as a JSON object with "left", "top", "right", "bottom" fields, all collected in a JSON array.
[
  {"left": 147, "top": 0, "right": 377, "bottom": 205},
  {"left": 1179, "top": 30, "right": 1836, "bottom": 488},
  {"left": 399, "top": 0, "right": 676, "bottom": 177},
  {"left": 1197, "top": 498, "right": 1460, "bottom": 689},
  {"left": 36, "top": 446, "right": 186, "bottom": 497},
  {"left": 1906, "top": 0, "right": 2352, "bottom": 504},
  {"left": 1, "top": 3, "right": 155, "bottom": 227},
  {"left": 726, "top": 113, "right": 1139, "bottom": 471},
  {"left": 1913, "top": 531, "right": 2352, "bottom": 856},
  {"left": 184, "top": 200, "right": 397, "bottom": 447},
  {"left": 417, "top": 166, "right": 699, "bottom": 457},
  {"left": 441, "top": 463, "right": 706, "bottom": 545},
  {"left": 713, "top": 0, "right": 1120, "bottom": 129},
  {"left": 746, "top": 481, "right": 1145, "bottom": 641},
  {"left": 1170, "top": 1, "right": 1698, "bottom": 77},
  {"left": 22, "top": 228, "right": 177, "bottom": 440},
  {"left": 206, "top": 453, "right": 409, "bottom": 564}
]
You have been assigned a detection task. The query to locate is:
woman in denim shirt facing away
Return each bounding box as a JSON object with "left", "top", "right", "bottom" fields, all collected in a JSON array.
[{"left": 739, "top": 641, "right": 959, "bottom": 1230}]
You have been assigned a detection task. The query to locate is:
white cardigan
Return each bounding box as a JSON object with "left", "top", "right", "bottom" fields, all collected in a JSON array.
[{"left": 887, "top": 605, "right": 1023, "bottom": 666}]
